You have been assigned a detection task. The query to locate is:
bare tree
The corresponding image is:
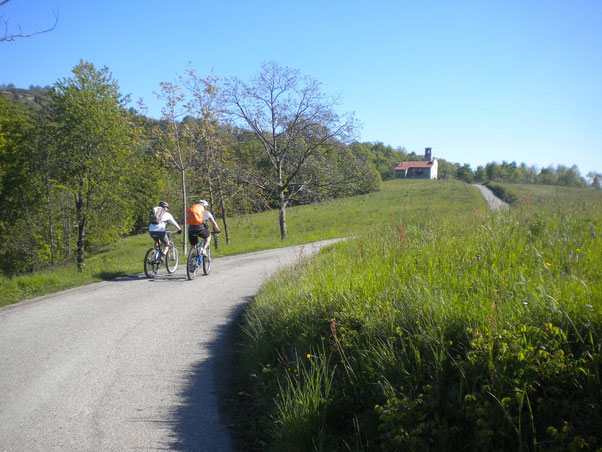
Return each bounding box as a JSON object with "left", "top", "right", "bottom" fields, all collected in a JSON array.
[
  {"left": 1, "top": 0, "right": 58, "bottom": 42},
  {"left": 223, "top": 61, "right": 356, "bottom": 239}
]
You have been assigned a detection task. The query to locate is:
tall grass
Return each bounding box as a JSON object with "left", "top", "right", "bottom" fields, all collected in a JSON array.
[
  {"left": 236, "top": 186, "right": 602, "bottom": 450},
  {"left": 0, "top": 180, "right": 483, "bottom": 307}
]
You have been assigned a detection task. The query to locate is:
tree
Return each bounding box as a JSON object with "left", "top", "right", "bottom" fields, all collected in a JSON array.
[
  {"left": 0, "top": 95, "right": 43, "bottom": 273},
  {"left": 1, "top": 0, "right": 57, "bottom": 42},
  {"left": 587, "top": 172, "right": 601, "bottom": 190},
  {"left": 223, "top": 61, "right": 357, "bottom": 239},
  {"left": 154, "top": 69, "right": 229, "bottom": 252},
  {"left": 153, "top": 80, "right": 195, "bottom": 253},
  {"left": 456, "top": 163, "right": 474, "bottom": 183},
  {"left": 47, "top": 60, "right": 134, "bottom": 272}
]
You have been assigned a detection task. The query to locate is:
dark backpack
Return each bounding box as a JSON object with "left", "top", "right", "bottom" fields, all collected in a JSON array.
[{"left": 149, "top": 206, "right": 166, "bottom": 224}]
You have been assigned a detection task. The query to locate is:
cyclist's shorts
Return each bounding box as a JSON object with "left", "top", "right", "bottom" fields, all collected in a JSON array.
[
  {"left": 149, "top": 230, "right": 168, "bottom": 244},
  {"left": 188, "top": 225, "right": 209, "bottom": 246}
]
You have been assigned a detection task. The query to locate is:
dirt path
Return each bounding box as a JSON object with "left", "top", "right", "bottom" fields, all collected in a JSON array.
[{"left": 473, "top": 184, "right": 510, "bottom": 210}]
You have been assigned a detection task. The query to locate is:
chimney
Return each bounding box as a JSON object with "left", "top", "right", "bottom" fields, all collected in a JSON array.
[{"left": 425, "top": 147, "right": 432, "bottom": 161}]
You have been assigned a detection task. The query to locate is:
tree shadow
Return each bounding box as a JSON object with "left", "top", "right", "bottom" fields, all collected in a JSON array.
[{"left": 165, "top": 299, "right": 251, "bottom": 451}]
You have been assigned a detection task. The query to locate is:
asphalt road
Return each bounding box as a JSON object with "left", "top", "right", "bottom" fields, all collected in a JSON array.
[{"left": 0, "top": 240, "right": 339, "bottom": 452}]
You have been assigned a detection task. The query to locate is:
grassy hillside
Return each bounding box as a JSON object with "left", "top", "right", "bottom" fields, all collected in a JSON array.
[
  {"left": 233, "top": 183, "right": 602, "bottom": 450},
  {"left": 0, "top": 180, "right": 484, "bottom": 307}
]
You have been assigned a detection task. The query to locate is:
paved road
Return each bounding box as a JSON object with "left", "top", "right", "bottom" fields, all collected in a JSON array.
[
  {"left": 0, "top": 240, "right": 339, "bottom": 452},
  {"left": 473, "top": 184, "right": 510, "bottom": 210}
]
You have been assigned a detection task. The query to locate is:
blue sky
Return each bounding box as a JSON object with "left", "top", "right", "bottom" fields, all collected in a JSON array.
[{"left": 2, "top": 0, "right": 601, "bottom": 176}]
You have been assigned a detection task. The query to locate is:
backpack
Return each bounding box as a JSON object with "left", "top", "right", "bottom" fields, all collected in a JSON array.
[
  {"left": 186, "top": 204, "right": 205, "bottom": 226},
  {"left": 149, "top": 206, "right": 166, "bottom": 224}
]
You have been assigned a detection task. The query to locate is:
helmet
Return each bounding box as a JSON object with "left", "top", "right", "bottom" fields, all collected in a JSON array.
[
  {"left": 198, "top": 200, "right": 209, "bottom": 208},
  {"left": 159, "top": 201, "right": 169, "bottom": 209}
]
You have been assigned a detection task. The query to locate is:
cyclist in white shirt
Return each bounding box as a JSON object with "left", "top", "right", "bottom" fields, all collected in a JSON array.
[{"left": 148, "top": 201, "right": 182, "bottom": 262}]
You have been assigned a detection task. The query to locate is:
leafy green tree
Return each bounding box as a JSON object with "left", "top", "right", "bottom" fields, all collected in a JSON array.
[
  {"left": 0, "top": 95, "right": 44, "bottom": 273},
  {"left": 47, "top": 60, "right": 135, "bottom": 272},
  {"left": 474, "top": 165, "right": 487, "bottom": 182},
  {"left": 456, "top": 163, "right": 474, "bottom": 183}
]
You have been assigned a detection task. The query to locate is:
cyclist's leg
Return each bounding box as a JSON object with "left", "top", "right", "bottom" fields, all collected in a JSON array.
[
  {"left": 198, "top": 228, "right": 211, "bottom": 255},
  {"left": 188, "top": 227, "right": 200, "bottom": 249},
  {"left": 150, "top": 231, "right": 168, "bottom": 260}
]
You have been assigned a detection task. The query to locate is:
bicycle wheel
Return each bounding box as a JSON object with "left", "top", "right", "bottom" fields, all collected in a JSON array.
[
  {"left": 186, "top": 246, "right": 200, "bottom": 280},
  {"left": 202, "top": 246, "right": 211, "bottom": 275},
  {"left": 144, "top": 248, "right": 159, "bottom": 278},
  {"left": 166, "top": 246, "right": 179, "bottom": 273}
]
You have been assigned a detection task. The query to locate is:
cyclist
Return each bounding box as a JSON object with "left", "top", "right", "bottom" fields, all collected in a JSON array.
[
  {"left": 148, "top": 201, "right": 182, "bottom": 262},
  {"left": 187, "top": 200, "right": 220, "bottom": 256}
]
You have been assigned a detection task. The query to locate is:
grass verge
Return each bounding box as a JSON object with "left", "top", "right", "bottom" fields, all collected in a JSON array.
[
  {"left": 0, "top": 180, "right": 485, "bottom": 308},
  {"left": 233, "top": 185, "right": 602, "bottom": 450}
]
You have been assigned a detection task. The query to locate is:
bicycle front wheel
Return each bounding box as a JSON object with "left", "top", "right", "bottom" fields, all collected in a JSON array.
[
  {"left": 202, "top": 246, "right": 211, "bottom": 275},
  {"left": 144, "top": 248, "right": 159, "bottom": 278},
  {"left": 166, "top": 246, "right": 179, "bottom": 274},
  {"left": 186, "top": 246, "right": 200, "bottom": 280}
]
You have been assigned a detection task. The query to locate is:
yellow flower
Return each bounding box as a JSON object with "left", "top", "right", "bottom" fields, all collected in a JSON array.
[
  {"left": 545, "top": 262, "right": 551, "bottom": 267},
  {"left": 306, "top": 354, "right": 311, "bottom": 359},
  {"left": 576, "top": 248, "right": 582, "bottom": 253}
]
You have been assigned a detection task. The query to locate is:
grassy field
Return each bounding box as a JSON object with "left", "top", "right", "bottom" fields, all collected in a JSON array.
[
  {"left": 0, "top": 180, "right": 484, "bottom": 307},
  {"left": 233, "top": 183, "right": 602, "bottom": 450}
]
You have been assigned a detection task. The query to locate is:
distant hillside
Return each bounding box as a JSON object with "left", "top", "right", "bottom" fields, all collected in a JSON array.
[{"left": 0, "top": 86, "right": 49, "bottom": 109}]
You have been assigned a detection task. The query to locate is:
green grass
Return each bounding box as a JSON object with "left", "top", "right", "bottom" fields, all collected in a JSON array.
[
  {"left": 234, "top": 184, "right": 602, "bottom": 450},
  {"left": 0, "top": 180, "right": 484, "bottom": 307}
]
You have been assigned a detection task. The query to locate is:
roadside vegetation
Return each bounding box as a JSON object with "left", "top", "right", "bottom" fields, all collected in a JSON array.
[
  {"left": 233, "top": 182, "right": 602, "bottom": 450},
  {"left": 0, "top": 180, "right": 484, "bottom": 307}
]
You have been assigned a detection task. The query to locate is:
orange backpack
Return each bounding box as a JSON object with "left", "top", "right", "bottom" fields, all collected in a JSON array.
[{"left": 186, "top": 203, "right": 205, "bottom": 225}]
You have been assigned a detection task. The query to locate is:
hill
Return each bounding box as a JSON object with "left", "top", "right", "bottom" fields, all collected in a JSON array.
[
  {"left": 0, "top": 86, "right": 48, "bottom": 109},
  {"left": 230, "top": 181, "right": 602, "bottom": 450},
  {"left": 0, "top": 180, "right": 483, "bottom": 307}
]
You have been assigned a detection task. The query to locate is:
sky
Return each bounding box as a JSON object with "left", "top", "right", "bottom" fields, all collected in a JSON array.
[{"left": 2, "top": 0, "right": 601, "bottom": 177}]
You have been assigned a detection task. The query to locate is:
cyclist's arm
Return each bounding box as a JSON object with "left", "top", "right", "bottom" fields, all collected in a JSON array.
[
  {"left": 209, "top": 218, "right": 220, "bottom": 233},
  {"left": 166, "top": 213, "right": 181, "bottom": 232}
]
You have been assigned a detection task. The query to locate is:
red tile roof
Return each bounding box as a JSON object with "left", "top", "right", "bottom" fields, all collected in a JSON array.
[{"left": 395, "top": 161, "right": 434, "bottom": 171}]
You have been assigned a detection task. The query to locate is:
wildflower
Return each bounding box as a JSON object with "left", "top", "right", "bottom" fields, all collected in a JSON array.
[
  {"left": 545, "top": 262, "right": 551, "bottom": 267},
  {"left": 576, "top": 248, "right": 582, "bottom": 253},
  {"left": 306, "top": 354, "right": 311, "bottom": 359}
]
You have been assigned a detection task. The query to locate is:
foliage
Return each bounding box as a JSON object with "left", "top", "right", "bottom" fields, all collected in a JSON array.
[
  {"left": 234, "top": 182, "right": 602, "bottom": 450},
  {"left": 46, "top": 60, "right": 137, "bottom": 271}
]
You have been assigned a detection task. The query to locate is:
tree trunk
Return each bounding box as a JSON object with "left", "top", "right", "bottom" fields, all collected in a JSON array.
[
  {"left": 215, "top": 172, "right": 230, "bottom": 244},
  {"left": 75, "top": 196, "right": 85, "bottom": 273},
  {"left": 45, "top": 179, "right": 55, "bottom": 270},
  {"left": 219, "top": 193, "right": 230, "bottom": 245},
  {"left": 278, "top": 188, "right": 287, "bottom": 240},
  {"left": 180, "top": 168, "right": 187, "bottom": 255}
]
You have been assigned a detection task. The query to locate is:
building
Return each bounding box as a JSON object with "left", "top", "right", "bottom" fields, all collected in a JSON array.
[{"left": 394, "top": 147, "right": 438, "bottom": 180}]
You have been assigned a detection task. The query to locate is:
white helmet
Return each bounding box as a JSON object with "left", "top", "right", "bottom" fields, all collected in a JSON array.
[{"left": 198, "top": 200, "right": 209, "bottom": 208}]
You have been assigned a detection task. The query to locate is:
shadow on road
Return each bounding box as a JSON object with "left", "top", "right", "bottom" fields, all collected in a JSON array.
[{"left": 165, "top": 299, "right": 250, "bottom": 451}]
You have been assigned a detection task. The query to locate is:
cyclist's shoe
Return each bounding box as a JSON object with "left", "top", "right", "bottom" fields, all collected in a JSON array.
[{"left": 200, "top": 247, "right": 208, "bottom": 257}]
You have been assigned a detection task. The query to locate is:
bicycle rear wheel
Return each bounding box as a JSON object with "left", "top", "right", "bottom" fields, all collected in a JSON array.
[
  {"left": 202, "top": 246, "right": 211, "bottom": 275},
  {"left": 166, "top": 246, "right": 179, "bottom": 273},
  {"left": 186, "top": 246, "right": 200, "bottom": 280},
  {"left": 144, "top": 248, "right": 159, "bottom": 278}
]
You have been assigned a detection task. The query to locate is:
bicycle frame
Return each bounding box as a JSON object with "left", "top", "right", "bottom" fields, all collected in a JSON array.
[{"left": 186, "top": 231, "right": 217, "bottom": 280}]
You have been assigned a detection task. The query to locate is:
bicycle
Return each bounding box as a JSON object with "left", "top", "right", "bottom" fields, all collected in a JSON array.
[
  {"left": 186, "top": 231, "right": 218, "bottom": 280},
  {"left": 144, "top": 231, "right": 180, "bottom": 278}
]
